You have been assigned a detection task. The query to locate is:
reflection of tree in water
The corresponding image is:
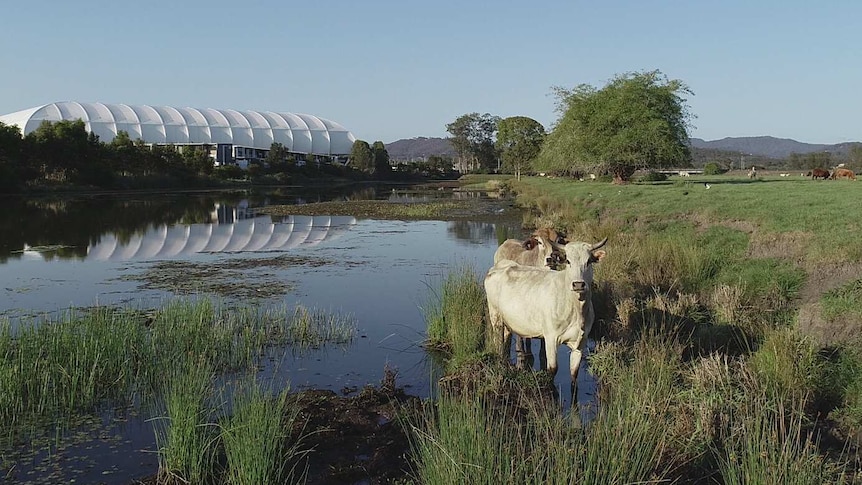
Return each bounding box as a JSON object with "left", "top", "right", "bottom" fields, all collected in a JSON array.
[
  {"left": 0, "top": 185, "right": 405, "bottom": 263},
  {"left": 447, "top": 221, "right": 503, "bottom": 245},
  {"left": 0, "top": 195, "right": 219, "bottom": 262}
]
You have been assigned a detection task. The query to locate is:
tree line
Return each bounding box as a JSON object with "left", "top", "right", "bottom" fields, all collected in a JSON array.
[
  {"left": 440, "top": 69, "right": 862, "bottom": 181},
  {"left": 0, "top": 119, "right": 410, "bottom": 194},
  {"left": 437, "top": 70, "right": 695, "bottom": 183}
]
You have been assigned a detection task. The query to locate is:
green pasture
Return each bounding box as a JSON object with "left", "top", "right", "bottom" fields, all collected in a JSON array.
[{"left": 516, "top": 174, "right": 862, "bottom": 265}]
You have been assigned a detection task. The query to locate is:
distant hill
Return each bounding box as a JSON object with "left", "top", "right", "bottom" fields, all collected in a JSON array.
[
  {"left": 386, "top": 135, "right": 860, "bottom": 162},
  {"left": 385, "top": 137, "right": 455, "bottom": 161},
  {"left": 689, "top": 136, "right": 858, "bottom": 159}
]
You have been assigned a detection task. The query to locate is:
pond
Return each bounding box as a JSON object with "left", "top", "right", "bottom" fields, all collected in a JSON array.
[{"left": 0, "top": 184, "right": 597, "bottom": 484}]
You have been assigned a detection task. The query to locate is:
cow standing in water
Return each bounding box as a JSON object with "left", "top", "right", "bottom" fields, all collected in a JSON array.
[
  {"left": 493, "top": 227, "right": 568, "bottom": 369},
  {"left": 485, "top": 238, "right": 607, "bottom": 399}
]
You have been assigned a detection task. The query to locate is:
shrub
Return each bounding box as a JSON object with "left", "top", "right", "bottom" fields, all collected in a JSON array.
[
  {"left": 703, "top": 162, "right": 725, "bottom": 175},
  {"left": 638, "top": 171, "right": 668, "bottom": 182}
]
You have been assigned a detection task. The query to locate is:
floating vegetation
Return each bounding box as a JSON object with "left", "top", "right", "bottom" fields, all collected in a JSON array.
[
  {"left": 259, "top": 198, "right": 511, "bottom": 221},
  {"left": 120, "top": 254, "right": 337, "bottom": 299}
]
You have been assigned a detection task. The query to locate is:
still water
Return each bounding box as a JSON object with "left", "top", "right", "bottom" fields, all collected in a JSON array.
[{"left": 0, "top": 185, "right": 595, "bottom": 483}]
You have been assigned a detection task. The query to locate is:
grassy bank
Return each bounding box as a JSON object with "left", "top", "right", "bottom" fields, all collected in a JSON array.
[
  {"left": 0, "top": 298, "right": 355, "bottom": 481},
  {"left": 412, "top": 174, "right": 862, "bottom": 483}
]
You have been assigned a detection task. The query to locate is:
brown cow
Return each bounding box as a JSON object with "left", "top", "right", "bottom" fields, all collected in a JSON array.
[
  {"left": 811, "top": 168, "right": 830, "bottom": 180},
  {"left": 831, "top": 168, "right": 857, "bottom": 181}
]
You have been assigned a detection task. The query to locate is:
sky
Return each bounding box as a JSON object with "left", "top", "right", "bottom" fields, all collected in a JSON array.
[{"left": 2, "top": 1, "right": 860, "bottom": 145}]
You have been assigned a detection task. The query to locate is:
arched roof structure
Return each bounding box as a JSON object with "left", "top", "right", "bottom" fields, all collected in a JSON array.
[{"left": 0, "top": 102, "right": 357, "bottom": 155}]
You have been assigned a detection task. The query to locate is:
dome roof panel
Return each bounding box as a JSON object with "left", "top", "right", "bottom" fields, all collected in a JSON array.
[{"left": 0, "top": 102, "right": 357, "bottom": 155}]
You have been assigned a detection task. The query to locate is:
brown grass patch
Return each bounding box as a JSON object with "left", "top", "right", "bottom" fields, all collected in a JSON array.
[{"left": 748, "top": 230, "right": 813, "bottom": 263}]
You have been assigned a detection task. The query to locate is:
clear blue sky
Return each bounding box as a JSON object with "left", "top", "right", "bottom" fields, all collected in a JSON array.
[{"left": 2, "top": 1, "right": 860, "bottom": 145}]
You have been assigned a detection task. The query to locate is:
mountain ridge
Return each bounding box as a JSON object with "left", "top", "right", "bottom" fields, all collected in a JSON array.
[{"left": 386, "top": 135, "right": 860, "bottom": 161}]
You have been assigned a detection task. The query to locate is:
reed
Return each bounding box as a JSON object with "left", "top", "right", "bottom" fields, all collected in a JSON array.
[
  {"left": 716, "top": 398, "right": 836, "bottom": 485},
  {"left": 154, "top": 358, "right": 218, "bottom": 485},
  {"left": 0, "top": 307, "right": 146, "bottom": 432},
  {"left": 280, "top": 305, "right": 356, "bottom": 350},
  {"left": 222, "top": 379, "right": 306, "bottom": 485},
  {"left": 423, "top": 264, "right": 487, "bottom": 360},
  {"left": 0, "top": 298, "right": 356, "bottom": 449},
  {"left": 411, "top": 334, "right": 680, "bottom": 484}
]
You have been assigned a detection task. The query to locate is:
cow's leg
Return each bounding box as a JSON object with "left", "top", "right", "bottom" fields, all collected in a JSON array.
[
  {"left": 501, "top": 326, "right": 512, "bottom": 362},
  {"left": 566, "top": 337, "right": 588, "bottom": 401},
  {"left": 515, "top": 336, "right": 533, "bottom": 358},
  {"left": 487, "top": 304, "right": 508, "bottom": 361},
  {"left": 515, "top": 341, "right": 534, "bottom": 370},
  {"left": 538, "top": 338, "right": 547, "bottom": 371},
  {"left": 544, "top": 337, "right": 559, "bottom": 376}
]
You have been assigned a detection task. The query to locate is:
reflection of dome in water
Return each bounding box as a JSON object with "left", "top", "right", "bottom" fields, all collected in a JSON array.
[{"left": 86, "top": 215, "right": 357, "bottom": 261}]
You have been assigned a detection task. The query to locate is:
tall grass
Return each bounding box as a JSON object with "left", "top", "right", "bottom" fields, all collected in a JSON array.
[
  {"left": 412, "top": 336, "right": 680, "bottom": 484},
  {"left": 821, "top": 278, "right": 862, "bottom": 322},
  {"left": 0, "top": 298, "right": 356, "bottom": 447},
  {"left": 0, "top": 307, "right": 146, "bottom": 432},
  {"left": 222, "top": 379, "right": 306, "bottom": 485},
  {"left": 716, "top": 398, "right": 836, "bottom": 484},
  {"left": 154, "top": 358, "right": 218, "bottom": 484},
  {"left": 424, "top": 264, "right": 487, "bottom": 361},
  {"left": 281, "top": 305, "right": 356, "bottom": 350},
  {"left": 748, "top": 327, "right": 822, "bottom": 404}
]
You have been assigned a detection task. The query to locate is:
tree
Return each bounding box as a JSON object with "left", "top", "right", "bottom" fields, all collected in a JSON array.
[
  {"left": 182, "top": 145, "right": 213, "bottom": 175},
  {"left": 847, "top": 144, "right": 862, "bottom": 171},
  {"left": 446, "top": 112, "right": 501, "bottom": 172},
  {"left": 496, "top": 116, "right": 546, "bottom": 180},
  {"left": 371, "top": 141, "right": 391, "bottom": 178},
  {"left": 537, "top": 70, "right": 694, "bottom": 182},
  {"left": 266, "top": 142, "right": 292, "bottom": 172},
  {"left": 0, "top": 122, "right": 22, "bottom": 190},
  {"left": 350, "top": 140, "right": 373, "bottom": 173}
]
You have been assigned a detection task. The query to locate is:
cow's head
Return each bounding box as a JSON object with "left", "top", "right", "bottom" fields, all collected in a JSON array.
[
  {"left": 546, "top": 250, "right": 567, "bottom": 270},
  {"left": 563, "top": 237, "right": 607, "bottom": 300},
  {"left": 522, "top": 237, "right": 539, "bottom": 250},
  {"left": 533, "top": 227, "right": 569, "bottom": 247}
]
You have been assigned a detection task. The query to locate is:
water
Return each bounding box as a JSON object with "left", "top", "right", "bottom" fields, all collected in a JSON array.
[{"left": 0, "top": 185, "right": 597, "bottom": 483}]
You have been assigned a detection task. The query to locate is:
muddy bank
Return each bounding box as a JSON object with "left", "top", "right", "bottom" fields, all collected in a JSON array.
[{"left": 131, "top": 378, "right": 421, "bottom": 485}]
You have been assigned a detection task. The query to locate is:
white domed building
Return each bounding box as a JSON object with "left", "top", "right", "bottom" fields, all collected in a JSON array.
[{"left": 0, "top": 101, "right": 357, "bottom": 168}]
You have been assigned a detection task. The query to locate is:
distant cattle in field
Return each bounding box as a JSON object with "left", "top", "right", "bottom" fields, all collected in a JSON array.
[
  {"left": 747, "top": 167, "right": 757, "bottom": 179},
  {"left": 810, "top": 168, "right": 830, "bottom": 180},
  {"left": 831, "top": 168, "right": 857, "bottom": 181}
]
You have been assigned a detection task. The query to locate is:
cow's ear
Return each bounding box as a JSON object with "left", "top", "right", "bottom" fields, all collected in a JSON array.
[
  {"left": 523, "top": 238, "right": 538, "bottom": 250},
  {"left": 590, "top": 250, "right": 606, "bottom": 262}
]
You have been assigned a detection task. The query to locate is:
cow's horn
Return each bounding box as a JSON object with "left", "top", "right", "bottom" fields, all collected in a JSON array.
[{"left": 590, "top": 237, "right": 608, "bottom": 251}]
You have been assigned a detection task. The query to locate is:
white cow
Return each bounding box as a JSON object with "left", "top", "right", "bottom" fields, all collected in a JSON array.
[
  {"left": 484, "top": 238, "right": 607, "bottom": 385},
  {"left": 493, "top": 227, "right": 568, "bottom": 363}
]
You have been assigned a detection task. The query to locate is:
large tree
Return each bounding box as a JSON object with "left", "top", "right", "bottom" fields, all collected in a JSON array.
[
  {"left": 496, "top": 116, "right": 546, "bottom": 180},
  {"left": 446, "top": 112, "right": 501, "bottom": 172},
  {"left": 349, "top": 140, "right": 373, "bottom": 173},
  {"left": 537, "top": 70, "right": 693, "bottom": 182},
  {"left": 371, "top": 141, "right": 391, "bottom": 178}
]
